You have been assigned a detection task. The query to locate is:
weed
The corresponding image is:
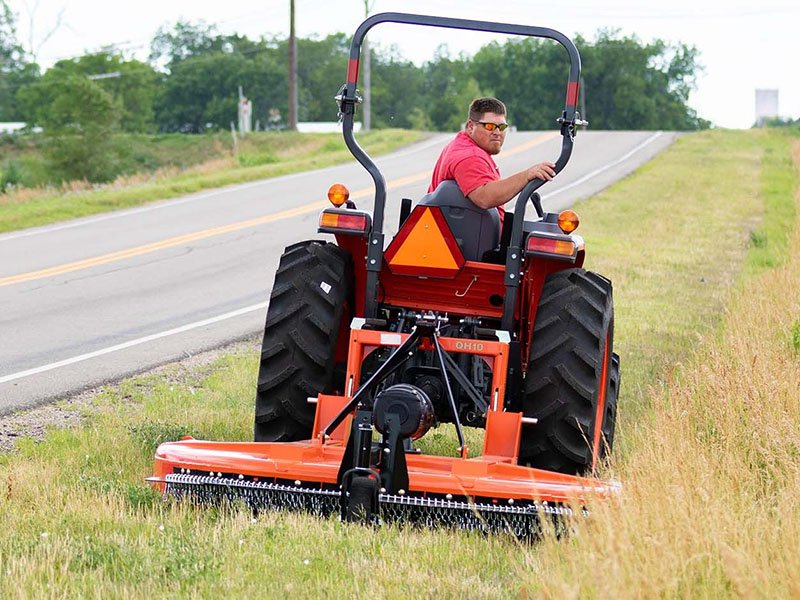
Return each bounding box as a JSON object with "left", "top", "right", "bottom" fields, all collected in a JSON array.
[
  {"left": 237, "top": 152, "right": 279, "bottom": 167},
  {"left": 789, "top": 319, "right": 800, "bottom": 354},
  {"left": 128, "top": 422, "right": 191, "bottom": 455},
  {"left": 749, "top": 229, "right": 767, "bottom": 248}
]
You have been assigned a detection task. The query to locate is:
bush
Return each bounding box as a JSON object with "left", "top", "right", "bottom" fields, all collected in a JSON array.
[
  {"left": 0, "top": 159, "right": 22, "bottom": 192},
  {"left": 20, "top": 71, "right": 123, "bottom": 183},
  {"left": 45, "top": 129, "right": 120, "bottom": 183}
]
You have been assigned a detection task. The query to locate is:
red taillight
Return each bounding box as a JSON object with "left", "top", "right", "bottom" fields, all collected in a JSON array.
[
  {"left": 525, "top": 234, "right": 582, "bottom": 261},
  {"left": 318, "top": 209, "right": 370, "bottom": 234}
]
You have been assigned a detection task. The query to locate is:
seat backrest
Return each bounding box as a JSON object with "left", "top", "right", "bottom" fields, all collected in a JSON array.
[{"left": 418, "top": 181, "right": 499, "bottom": 261}]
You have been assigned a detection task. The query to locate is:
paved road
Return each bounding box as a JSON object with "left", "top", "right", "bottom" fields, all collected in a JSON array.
[{"left": 0, "top": 130, "right": 676, "bottom": 414}]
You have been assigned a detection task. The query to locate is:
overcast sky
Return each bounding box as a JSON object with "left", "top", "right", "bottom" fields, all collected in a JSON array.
[{"left": 7, "top": 0, "right": 799, "bottom": 128}]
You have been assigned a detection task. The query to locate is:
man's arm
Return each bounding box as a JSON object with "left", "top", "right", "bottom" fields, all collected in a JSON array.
[{"left": 468, "top": 162, "right": 556, "bottom": 210}]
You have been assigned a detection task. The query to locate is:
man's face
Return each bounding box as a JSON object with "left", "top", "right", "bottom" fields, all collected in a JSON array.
[{"left": 466, "top": 112, "right": 507, "bottom": 155}]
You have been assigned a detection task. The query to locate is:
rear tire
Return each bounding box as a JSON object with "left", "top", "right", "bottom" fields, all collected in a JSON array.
[
  {"left": 254, "top": 240, "right": 353, "bottom": 442},
  {"left": 519, "top": 268, "right": 619, "bottom": 474}
]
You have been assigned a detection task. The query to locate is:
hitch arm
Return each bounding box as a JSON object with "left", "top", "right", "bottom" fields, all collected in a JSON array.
[
  {"left": 320, "top": 326, "right": 423, "bottom": 439},
  {"left": 438, "top": 347, "right": 490, "bottom": 415},
  {"left": 432, "top": 333, "right": 467, "bottom": 456}
]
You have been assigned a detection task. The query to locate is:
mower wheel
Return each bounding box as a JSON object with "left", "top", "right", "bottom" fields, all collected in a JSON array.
[
  {"left": 254, "top": 240, "right": 353, "bottom": 442},
  {"left": 520, "top": 268, "right": 619, "bottom": 474}
]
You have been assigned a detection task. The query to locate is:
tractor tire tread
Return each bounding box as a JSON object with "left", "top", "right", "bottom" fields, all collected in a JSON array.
[
  {"left": 254, "top": 241, "right": 352, "bottom": 442},
  {"left": 519, "top": 268, "right": 619, "bottom": 474}
]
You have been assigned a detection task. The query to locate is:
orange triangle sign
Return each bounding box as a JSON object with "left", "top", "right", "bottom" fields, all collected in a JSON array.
[{"left": 389, "top": 208, "right": 459, "bottom": 270}]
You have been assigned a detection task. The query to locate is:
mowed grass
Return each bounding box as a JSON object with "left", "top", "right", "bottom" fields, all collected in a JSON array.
[
  {"left": 1, "top": 129, "right": 798, "bottom": 597},
  {"left": 0, "top": 129, "right": 422, "bottom": 234}
]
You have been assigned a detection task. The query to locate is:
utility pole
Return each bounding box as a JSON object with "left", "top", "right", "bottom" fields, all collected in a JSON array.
[
  {"left": 362, "top": 1, "right": 376, "bottom": 132},
  {"left": 288, "top": 0, "right": 298, "bottom": 131},
  {"left": 579, "top": 76, "right": 587, "bottom": 124}
]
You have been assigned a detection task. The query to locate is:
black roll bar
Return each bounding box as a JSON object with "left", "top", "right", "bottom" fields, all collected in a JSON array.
[{"left": 337, "top": 12, "right": 583, "bottom": 321}]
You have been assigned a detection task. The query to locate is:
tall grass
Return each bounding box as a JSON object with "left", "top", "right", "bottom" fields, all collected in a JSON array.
[
  {"left": 527, "top": 135, "right": 800, "bottom": 598},
  {"left": 0, "top": 130, "right": 797, "bottom": 597}
]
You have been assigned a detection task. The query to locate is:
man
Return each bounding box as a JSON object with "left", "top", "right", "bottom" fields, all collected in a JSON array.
[{"left": 429, "top": 97, "right": 556, "bottom": 225}]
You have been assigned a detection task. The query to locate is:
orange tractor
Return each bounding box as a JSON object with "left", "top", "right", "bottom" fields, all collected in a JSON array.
[{"left": 150, "top": 13, "right": 619, "bottom": 537}]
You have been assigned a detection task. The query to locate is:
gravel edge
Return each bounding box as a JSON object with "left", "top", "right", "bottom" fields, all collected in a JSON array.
[{"left": 0, "top": 337, "right": 260, "bottom": 454}]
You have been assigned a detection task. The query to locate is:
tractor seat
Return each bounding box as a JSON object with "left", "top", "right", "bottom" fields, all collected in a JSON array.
[{"left": 418, "top": 180, "right": 500, "bottom": 262}]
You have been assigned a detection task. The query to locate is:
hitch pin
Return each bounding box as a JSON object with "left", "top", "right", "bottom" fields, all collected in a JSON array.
[{"left": 455, "top": 276, "right": 478, "bottom": 298}]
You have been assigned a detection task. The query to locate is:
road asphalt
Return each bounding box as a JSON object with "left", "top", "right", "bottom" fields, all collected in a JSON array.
[{"left": 0, "top": 130, "right": 676, "bottom": 414}]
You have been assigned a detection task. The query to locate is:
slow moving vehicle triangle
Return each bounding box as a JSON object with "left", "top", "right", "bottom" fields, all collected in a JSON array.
[{"left": 386, "top": 207, "right": 464, "bottom": 277}]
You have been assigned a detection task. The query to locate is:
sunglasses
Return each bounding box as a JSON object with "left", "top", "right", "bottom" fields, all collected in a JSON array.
[{"left": 474, "top": 120, "right": 509, "bottom": 132}]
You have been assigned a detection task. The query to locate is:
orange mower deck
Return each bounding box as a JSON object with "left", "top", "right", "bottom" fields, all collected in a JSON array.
[
  {"left": 151, "top": 437, "right": 617, "bottom": 506},
  {"left": 150, "top": 326, "right": 618, "bottom": 537}
]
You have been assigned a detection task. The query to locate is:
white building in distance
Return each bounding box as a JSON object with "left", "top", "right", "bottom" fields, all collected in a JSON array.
[{"left": 755, "top": 89, "right": 779, "bottom": 126}]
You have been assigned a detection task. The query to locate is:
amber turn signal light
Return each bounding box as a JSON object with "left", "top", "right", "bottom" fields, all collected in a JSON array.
[
  {"left": 557, "top": 209, "right": 580, "bottom": 234},
  {"left": 327, "top": 183, "right": 350, "bottom": 206}
]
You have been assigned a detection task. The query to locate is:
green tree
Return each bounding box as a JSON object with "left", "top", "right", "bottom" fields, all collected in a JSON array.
[
  {"left": 149, "top": 20, "right": 223, "bottom": 67},
  {"left": 151, "top": 25, "right": 711, "bottom": 135},
  {"left": 151, "top": 22, "right": 288, "bottom": 132},
  {"left": 19, "top": 69, "right": 120, "bottom": 181},
  {"left": 40, "top": 52, "right": 159, "bottom": 132},
  {"left": 577, "top": 31, "right": 709, "bottom": 130},
  {"left": 370, "top": 49, "right": 425, "bottom": 129},
  {"left": 0, "top": 1, "right": 39, "bottom": 121},
  {"left": 293, "top": 34, "right": 350, "bottom": 122},
  {"left": 471, "top": 38, "right": 569, "bottom": 129},
  {"left": 155, "top": 43, "right": 285, "bottom": 132},
  {"left": 152, "top": 24, "right": 356, "bottom": 131},
  {"left": 422, "top": 47, "right": 482, "bottom": 131},
  {"left": 464, "top": 32, "right": 708, "bottom": 131}
]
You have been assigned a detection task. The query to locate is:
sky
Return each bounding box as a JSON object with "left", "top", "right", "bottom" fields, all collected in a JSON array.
[{"left": 6, "top": 0, "right": 800, "bottom": 128}]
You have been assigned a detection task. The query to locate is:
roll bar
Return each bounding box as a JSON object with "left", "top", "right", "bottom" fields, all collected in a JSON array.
[{"left": 336, "top": 13, "right": 585, "bottom": 321}]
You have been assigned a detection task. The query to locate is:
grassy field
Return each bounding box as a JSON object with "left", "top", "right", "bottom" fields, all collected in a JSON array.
[
  {"left": 0, "top": 129, "right": 422, "bottom": 234},
  {"left": 1, "top": 128, "right": 798, "bottom": 597}
]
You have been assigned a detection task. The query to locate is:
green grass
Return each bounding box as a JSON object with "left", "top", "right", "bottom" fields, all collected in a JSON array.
[
  {"left": 746, "top": 130, "right": 798, "bottom": 273},
  {"left": 524, "top": 133, "right": 800, "bottom": 597},
  {"left": 583, "top": 129, "right": 768, "bottom": 418},
  {"left": 1, "top": 129, "right": 798, "bottom": 596},
  {"left": 0, "top": 129, "right": 422, "bottom": 233},
  {"left": 1, "top": 131, "right": 243, "bottom": 193}
]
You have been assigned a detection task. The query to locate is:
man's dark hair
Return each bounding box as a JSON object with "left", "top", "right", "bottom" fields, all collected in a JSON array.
[{"left": 468, "top": 97, "right": 506, "bottom": 122}]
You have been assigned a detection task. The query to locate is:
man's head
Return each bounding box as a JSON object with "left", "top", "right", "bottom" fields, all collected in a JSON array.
[{"left": 465, "top": 97, "right": 508, "bottom": 156}]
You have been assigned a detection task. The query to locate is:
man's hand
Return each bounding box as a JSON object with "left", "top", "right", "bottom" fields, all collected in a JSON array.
[
  {"left": 526, "top": 161, "right": 557, "bottom": 182},
  {"left": 468, "top": 161, "right": 558, "bottom": 210}
]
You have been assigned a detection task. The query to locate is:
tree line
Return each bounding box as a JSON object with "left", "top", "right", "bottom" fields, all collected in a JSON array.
[
  {"left": 2, "top": 12, "right": 710, "bottom": 133},
  {"left": 2, "top": 7, "right": 710, "bottom": 184}
]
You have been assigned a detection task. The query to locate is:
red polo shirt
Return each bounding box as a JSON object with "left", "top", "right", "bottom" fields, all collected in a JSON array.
[{"left": 428, "top": 130, "right": 504, "bottom": 224}]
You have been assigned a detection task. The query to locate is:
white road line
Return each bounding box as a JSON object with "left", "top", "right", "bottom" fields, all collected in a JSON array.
[
  {"left": 0, "top": 302, "right": 268, "bottom": 385},
  {"left": 542, "top": 131, "right": 665, "bottom": 199}
]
